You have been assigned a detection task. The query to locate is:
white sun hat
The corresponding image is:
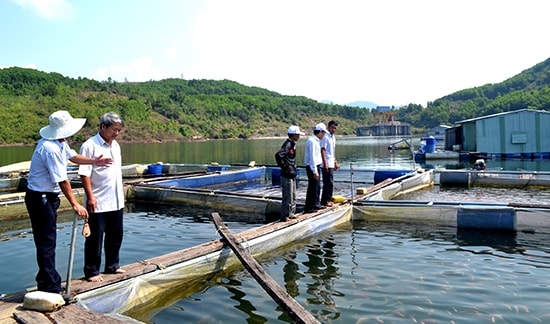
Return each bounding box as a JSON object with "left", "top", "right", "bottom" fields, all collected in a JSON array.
[
  {"left": 314, "top": 123, "right": 327, "bottom": 132},
  {"left": 287, "top": 125, "right": 305, "bottom": 135},
  {"left": 39, "top": 110, "right": 86, "bottom": 140}
]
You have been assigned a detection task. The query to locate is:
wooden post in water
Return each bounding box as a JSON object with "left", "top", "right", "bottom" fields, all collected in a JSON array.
[{"left": 211, "top": 212, "right": 320, "bottom": 324}]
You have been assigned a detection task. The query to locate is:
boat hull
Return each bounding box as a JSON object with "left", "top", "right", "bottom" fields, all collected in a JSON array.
[
  {"left": 75, "top": 206, "right": 354, "bottom": 319},
  {"left": 353, "top": 200, "right": 550, "bottom": 233},
  {"left": 363, "top": 170, "right": 434, "bottom": 200},
  {"left": 0, "top": 189, "right": 86, "bottom": 221},
  {"left": 439, "top": 169, "right": 550, "bottom": 188}
]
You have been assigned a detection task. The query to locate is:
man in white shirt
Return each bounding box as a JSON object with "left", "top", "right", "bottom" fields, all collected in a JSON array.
[
  {"left": 303, "top": 123, "right": 326, "bottom": 213},
  {"left": 79, "top": 112, "right": 125, "bottom": 282},
  {"left": 26, "top": 110, "right": 113, "bottom": 294},
  {"left": 321, "top": 120, "right": 339, "bottom": 207}
]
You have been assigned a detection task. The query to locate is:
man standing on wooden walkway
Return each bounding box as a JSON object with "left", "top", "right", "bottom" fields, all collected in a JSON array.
[
  {"left": 25, "top": 110, "right": 112, "bottom": 294},
  {"left": 304, "top": 123, "right": 326, "bottom": 213},
  {"left": 275, "top": 125, "right": 305, "bottom": 222},
  {"left": 321, "top": 120, "right": 339, "bottom": 207},
  {"left": 79, "top": 112, "right": 126, "bottom": 282}
]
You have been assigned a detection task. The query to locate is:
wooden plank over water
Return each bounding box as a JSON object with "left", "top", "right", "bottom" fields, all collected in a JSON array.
[
  {"left": 0, "top": 292, "right": 142, "bottom": 324},
  {"left": 211, "top": 212, "right": 320, "bottom": 324},
  {"left": 12, "top": 304, "right": 141, "bottom": 324}
]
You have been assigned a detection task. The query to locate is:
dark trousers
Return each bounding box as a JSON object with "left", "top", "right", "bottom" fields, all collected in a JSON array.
[
  {"left": 321, "top": 168, "right": 334, "bottom": 206},
  {"left": 280, "top": 176, "right": 296, "bottom": 221},
  {"left": 304, "top": 165, "right": 322, "bottom": 212},
  {"left": 84, "top": 209, "right": 124, "bottom": 278},
  {"left": 25, "top": 189, "right": 62, "bottom": 293}
]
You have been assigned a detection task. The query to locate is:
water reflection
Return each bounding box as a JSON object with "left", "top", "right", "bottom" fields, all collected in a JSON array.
[
  {"left": 455, "top": 228, "right": 520, "bottom": 254},
  {"left": 3, "top": 136, "right": 550, "bottom": 171},
  {"left": 224, "top": 277, "right": 269, "bottom": 324},
  {"left": 303, "top": 238, "right": 341, "bottom": 321}
]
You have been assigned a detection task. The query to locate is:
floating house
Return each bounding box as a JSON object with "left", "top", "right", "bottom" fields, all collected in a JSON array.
[
  {"left": 445, "top": 109, "right": 550, "bottom": 159},
  {"left": 356, "top": 106, "right": 411, "bottom": 136},
  {"left": 427, "top": 125, "right": 451, "bottom": 140}
]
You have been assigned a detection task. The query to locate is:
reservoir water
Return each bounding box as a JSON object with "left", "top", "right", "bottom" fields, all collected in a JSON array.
[{"left": 1, "top": 136, "right": 550, "bottom": 323}]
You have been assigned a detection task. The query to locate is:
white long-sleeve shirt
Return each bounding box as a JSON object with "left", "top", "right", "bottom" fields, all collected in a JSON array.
[
  {"left": 321, "top": 132, "right": 336, "bottom": 168},
  {"left": 304, "top": 135, "right": 322, "bottom": 175}
]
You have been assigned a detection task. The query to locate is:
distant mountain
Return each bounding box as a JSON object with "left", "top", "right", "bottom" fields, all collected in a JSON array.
[
  {"left": 320, "top": 100, "right": 377, "bottom": 108},
  {"left": 345, "top": 101, "right": 378, "bottom": 109}
]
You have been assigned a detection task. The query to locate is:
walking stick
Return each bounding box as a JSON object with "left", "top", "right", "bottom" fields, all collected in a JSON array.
[{"left": 65, "top": 212, "right": 79, "bottom": 296}]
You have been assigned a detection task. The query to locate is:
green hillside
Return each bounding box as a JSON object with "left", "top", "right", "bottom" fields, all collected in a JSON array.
[
  {"left": 3, "top": 57, "right": 550, "bottom": 145},
  {"left": 396, "top": 57, "right": 550, "bottom": 128},
  {"left": 0, "top": 67, "right": 372, "bottom": 145}
]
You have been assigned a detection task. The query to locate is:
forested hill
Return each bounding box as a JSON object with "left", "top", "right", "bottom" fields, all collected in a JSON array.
[
  {"left": 396, "top": 57, "right": 550, "bottom": 128},
  {"left": 0, "top": 67, "right": 371, "bottom": 145},
  {"left": 3, "top": 57, "right": 550, "bottom": 145}
]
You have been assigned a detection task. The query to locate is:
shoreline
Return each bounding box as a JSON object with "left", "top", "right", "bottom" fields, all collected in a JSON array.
[{"left": 0, "top": 135, "right": 319, "bottom": 148}]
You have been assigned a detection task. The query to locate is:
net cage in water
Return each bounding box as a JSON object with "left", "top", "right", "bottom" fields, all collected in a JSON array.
[{"left": 75, "top": 207, "right": 354, "bottom": 321}]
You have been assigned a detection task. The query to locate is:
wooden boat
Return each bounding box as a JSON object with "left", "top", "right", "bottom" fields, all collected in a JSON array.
[
  {"left": 438, "top": 169, "right": 550, "bottom": 188},
  {"left": 0, "top": 161, "right": 31, "bottom": 174},
  {"left": 0, "top": 162, "right": 30, "bottom": 193},
  {"left": 127, "top": 167, "right": 280, "bottom": 219},
  {"left": 0, "top": 176, "right": 25, "bottom": 193},
  {"left": 147, "top": 166, "right": 264, "bottom": 188},
  {"left": 353, "top": 200, "right": 550, "bottom": 234},
  {"left": 363, "top": 170, "right": 434, "bottom": 201},
  {"left": 0, "top": 165, "right": 211, "bottom": 221},
  {"left": 73, "top": 205, "right": 354, "bottom": 320},
  {"left": 355, "top": 168, "right": 550, "bottom": 232},
  {"left": 0, "top": 188, "right": 86, "bottom": 221}
]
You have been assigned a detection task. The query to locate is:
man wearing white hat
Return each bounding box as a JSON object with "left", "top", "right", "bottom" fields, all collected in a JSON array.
[
  {"left": 25, "top": 110, "right": 113, "bottom": 294},
  {"left": 303, "top": 123, "right": 326, "bottom": 213},
  {"left": 275, "top": 125, "right": 305, "bottom": 222}
]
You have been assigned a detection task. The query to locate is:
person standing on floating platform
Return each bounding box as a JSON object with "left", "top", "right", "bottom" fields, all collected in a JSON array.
[
  {"left": 275, "top": 125, "right": 305, "bottom": 222},
  {"left": 303, "top": 123, "right": 326, "bottom": 213},
  {"left": 25, "top": 110, "right": 113, "bottom": 294},
  {"left": 78, "top": 112, "right": 126, "bottom": 282},
  {"left": 320, "top": 120, "right": 339, "bottom": 207}
]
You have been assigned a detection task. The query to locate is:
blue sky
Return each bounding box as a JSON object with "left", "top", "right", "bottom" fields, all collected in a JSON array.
[{"left": 2, "top": 0, "right": 550, "bottom": 107}]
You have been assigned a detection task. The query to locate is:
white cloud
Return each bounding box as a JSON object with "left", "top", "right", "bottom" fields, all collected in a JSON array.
[
  {"left": 92, "top": 56, "right": 177, "bottom": 83},
  {"left": 12, "top": 0, "right": 75, "bottom": 20},
  {"left": 0, "top": 64, "right": 37, "bottom": 70},
  {"left": 182, "top": 0, "right": 550, "bottom": 105},
  {"left": 164, "top": 48, "right": 178, "bottom": 60}
]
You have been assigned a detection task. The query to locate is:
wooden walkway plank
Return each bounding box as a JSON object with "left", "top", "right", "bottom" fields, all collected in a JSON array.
[
  {"left": 5, "top": 301, "right": 143, "bottom": 324},
  {"left": 212, "top": 212, "right": 320, "bottom": 324}
]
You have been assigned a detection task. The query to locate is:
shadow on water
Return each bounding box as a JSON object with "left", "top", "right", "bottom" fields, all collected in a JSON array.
[
  {"left": 455, "top": 228, "right": 520, "bottom": 254},
  {"left": 146, "top": 232, "right": 348, "bottom": 324},
  {"left": 352, "top": 218, "right": 550, "bottom": 257},
  {"left": 120, "top": 216, "right": 351, "bottom": 323},
  {"left": 149, "top": 218, "right": 550, "bottom": 323}
]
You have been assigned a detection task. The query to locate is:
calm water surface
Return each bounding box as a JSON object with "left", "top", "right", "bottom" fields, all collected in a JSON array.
[
  {"left": 2, "top": 137, "right": 550, "bottom": 323},
  {"left": 3, "top": 205, "right": 550, "bottom": 323},
  {"left": 3, "top": 136, "right": 550, "bottom": 171},
  {"left": 154, "top": 220, "right": 550, "bottom": 323}
]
